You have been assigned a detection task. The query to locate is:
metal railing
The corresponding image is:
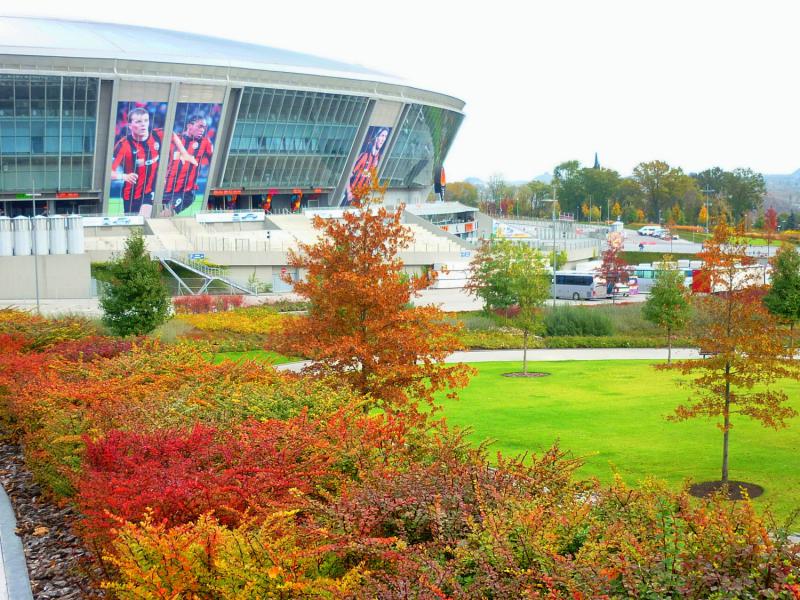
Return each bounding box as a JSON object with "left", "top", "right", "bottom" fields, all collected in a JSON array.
[{"left": 152, "top": 251, "right": 258, "bottom": 295}]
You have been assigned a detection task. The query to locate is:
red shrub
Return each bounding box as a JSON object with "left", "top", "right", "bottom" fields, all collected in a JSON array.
[
  {"left": 48, "top": 336, "right": 136, "bottom": 362},
  {"left": 173, "top": 294, "right": 244, "bottom": 314},
  {"left": 0, "top": 334, "right": 51, "bottom": 393},
  {"left": 76, "top": 418, "right": 331, "bottom": 547},
  {"left": 216, "top": 295, "right": 244, "bottom": 311}
]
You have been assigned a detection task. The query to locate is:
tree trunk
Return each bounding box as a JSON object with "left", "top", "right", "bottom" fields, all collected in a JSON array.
[
  {"left": 791, "top": 322, "right": 795, "bottom": 356},
  {"left": 667, "top": 327, "right": 672, "bottom": 365},
  {"left": 522, "top": 330, "right": 528, "bottom": 374},
  {"left": 721, "top": 360, "right": 731, "bottom": 484}
]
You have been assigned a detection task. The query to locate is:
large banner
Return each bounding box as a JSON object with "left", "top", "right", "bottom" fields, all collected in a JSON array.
[
  {"left": 108, "top": 101, "right": 222, "bottom": 217},
  {"left": 341, "top": 126, "right": 392, "bottom": 206},
  {"left": 109, "top": 101, "right": 168, "bottom": 216},
  {"left": 160, "top": 102, "right": 221, "bottom": 217}
]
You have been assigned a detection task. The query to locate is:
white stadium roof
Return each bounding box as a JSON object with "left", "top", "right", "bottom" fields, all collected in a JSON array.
[{"left": 0, "top": 16, "right": 400, "bottom": 84}]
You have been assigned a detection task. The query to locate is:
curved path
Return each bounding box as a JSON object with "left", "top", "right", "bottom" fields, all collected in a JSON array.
[
  {"left": 0, "top": 487, "right": 33, "bottom": 600},
  {"left": 276, "top": 347, "right": 702, "bottom": 372}
]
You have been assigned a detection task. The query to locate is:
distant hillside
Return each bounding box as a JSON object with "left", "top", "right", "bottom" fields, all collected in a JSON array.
[
  {"left": 463, "top": 172, "right": 553, "bottom": 187},
  {"left": 764, "top": 169, "right": 800, "bottom": 212}
]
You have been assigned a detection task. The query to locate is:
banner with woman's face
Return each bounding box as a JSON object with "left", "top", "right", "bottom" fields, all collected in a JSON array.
[{"left": 341, "top": 125, "right": 392, "bottom": 206}]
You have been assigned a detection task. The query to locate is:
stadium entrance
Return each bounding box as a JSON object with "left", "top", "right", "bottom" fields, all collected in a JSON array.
[
  {"left": 0, "top": 195, "right": 101, "bottom": 217},
  {"left": 206, "top": 190, "right": 330, "bottom": 213}
]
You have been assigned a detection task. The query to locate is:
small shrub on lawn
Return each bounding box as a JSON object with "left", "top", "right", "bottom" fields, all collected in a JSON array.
[{"left": 544, "top": 306, "right": 614, "bottom": 336}]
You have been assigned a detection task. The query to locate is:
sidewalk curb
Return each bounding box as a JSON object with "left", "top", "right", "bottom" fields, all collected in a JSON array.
[{"left": 0, "top": 485, "right": 33, "bottom": 600}]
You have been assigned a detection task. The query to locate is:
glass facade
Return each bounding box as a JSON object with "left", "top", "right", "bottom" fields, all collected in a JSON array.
[
  {"left": 0, "top": 75, "right": 98, "bottom": 192},
  {"left": 222, "top": 88, "right": 368, "bottom": 189},
  {"left": 380, "top": 104, "right": 463, "bottom": 188}
]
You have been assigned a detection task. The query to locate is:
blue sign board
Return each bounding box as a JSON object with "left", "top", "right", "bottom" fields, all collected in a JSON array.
[{"left": 189, "top": 253, "right": 205, "bottom": 260}]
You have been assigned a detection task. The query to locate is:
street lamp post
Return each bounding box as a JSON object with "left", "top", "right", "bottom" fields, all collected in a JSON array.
[
  {"left": 541, "top": 189, "right": 558, "bottom": 308},
  {"left": 29, "top": 181, "right": 43, "bottom": 314},
  {"left": 701, "top": 186, "right": 714, "bottom": 234},
  {"left": 552, "top": 192, "right": 557, "bottom": 307}
]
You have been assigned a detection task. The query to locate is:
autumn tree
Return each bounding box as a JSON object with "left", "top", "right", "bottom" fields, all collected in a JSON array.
[
  {"left": 552, "top": 160, "right": 583, "bottom": 216},
  {"left": 467, "top": 239, "right": 550, "bottom": 373},
  {"left": 698, "top": 205, "right": 708, "bottom": 228},
  {"left": 444, "top": 181, "right": 479, "bottom": 207},
  {"left": 597, "top": 232, "right": 629, "bottom": 302},
  {"left": 763, "top": 244, "right": 800, "bottom": 350},
  {"left": 275, "top": 175, "right": 472, "bottom": 411},
  {"left": 611, "top": 201, "right": 622, "bottom": 219},
  {"left": 663, "top": 219, "right": 800, "bottom": 488},
  {"left": 633, "top": 161, "right": 698, "bottom": 222},
  {"left": 764, "top": 206, "right": 778, "bottom": 256},
  {"left": 642, "top": 261, "right": 690, "bottom": 363}
]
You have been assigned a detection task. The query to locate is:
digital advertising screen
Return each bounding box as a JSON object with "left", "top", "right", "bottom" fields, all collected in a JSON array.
[
  {"left": 160, "top": 102, "right": 222, "bottom": 217},
  {"left": 108, "top": 101, "right": 168, "bottom": 216},
  {"left": 341, "top": 125, "right": 392, "bottom": 207}
]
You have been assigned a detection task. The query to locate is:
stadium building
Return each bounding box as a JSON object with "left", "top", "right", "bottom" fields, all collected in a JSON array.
[
  {"left": 0, "top": 17, "right": 488, "bottom": 301},
  {"left": 0, "top": 16, "right": 465, "bottom": 217}
]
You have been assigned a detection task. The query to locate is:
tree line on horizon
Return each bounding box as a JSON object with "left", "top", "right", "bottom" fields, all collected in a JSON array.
[{"left": 444, "top": 160, "right": 797, "bottom": 229}]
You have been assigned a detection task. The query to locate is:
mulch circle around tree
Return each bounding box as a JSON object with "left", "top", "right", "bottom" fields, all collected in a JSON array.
[
  {"left": 502, "top": 372, "right": 550, "bottom": 378},
  {"left": 689, "top": 480, "right": 764, "bottom": 500}
]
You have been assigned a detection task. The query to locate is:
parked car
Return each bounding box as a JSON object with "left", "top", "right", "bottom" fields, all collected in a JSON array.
[
  {"left": 638, "top": 225, "right": 659, "bottom": 236},
  {"left": 612, "top": 282, "right": 631, "bottom": 297}
]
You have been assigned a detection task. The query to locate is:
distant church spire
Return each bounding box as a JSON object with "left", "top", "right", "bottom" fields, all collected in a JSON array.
[{"left": 593, "top": 152, "right": 600, "bottom": 169}]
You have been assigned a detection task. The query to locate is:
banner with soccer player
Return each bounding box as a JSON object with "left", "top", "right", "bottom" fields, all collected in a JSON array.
[
  {"left": 341, "top": 125, "right": 392, "bottom": 207},
  {"left": 161, "top": 102, "right": 222, "bottom": 217},
  {"left": 108, "top": 101, "right": 169, "bottom": 216}
]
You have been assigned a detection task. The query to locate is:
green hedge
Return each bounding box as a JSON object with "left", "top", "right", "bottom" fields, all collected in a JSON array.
[
  {"left": 459, "top": 329, "right": 693, "bottom": 350},
  {"left": 544, "top": 306, "right": 613, "bottom": 336}
]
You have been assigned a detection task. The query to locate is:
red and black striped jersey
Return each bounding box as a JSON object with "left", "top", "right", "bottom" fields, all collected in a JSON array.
[
  {"left": 111, "top": 129, "right": 164, "bottom": 201},
  {"left": 164, "top": 134, "right": 214, "bottom": 194}
]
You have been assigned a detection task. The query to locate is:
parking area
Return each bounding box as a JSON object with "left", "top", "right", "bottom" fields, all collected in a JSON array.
[{"left": 623, "top": 230, "right": 703, "bottom": 255}]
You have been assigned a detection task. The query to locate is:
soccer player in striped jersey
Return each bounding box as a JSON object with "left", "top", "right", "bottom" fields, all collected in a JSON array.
[
  {"left": 162, "top": 114, "right": 214, "bottom": 216},
  {"left": 111, "top": 107, "right": 195, "bottom": 217}
]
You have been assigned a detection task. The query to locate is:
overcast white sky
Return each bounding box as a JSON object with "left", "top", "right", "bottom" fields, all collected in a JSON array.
[{"left": 8, "top": 0, "right": 800, "bottom": 182}]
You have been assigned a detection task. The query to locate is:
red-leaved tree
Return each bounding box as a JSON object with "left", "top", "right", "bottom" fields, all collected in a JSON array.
[{"left": 597, "top": 231, "right": 629, "bottom": 301}]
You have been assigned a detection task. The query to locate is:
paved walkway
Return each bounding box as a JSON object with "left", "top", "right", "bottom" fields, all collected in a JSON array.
[
  {"left": 277, "top": 347, "right": 702, "bottom": 372},
  {"left": 0, "top": 487, "right": 33, "bottom": 600}
]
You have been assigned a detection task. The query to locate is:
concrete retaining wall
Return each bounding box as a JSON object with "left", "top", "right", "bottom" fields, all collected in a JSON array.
[{"left": 0, "top": 254, "right": 92, "bottom": 300}]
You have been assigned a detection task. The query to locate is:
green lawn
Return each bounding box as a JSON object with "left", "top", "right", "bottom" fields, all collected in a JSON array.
[
  {"left": 436, "top": 360, "right": 800, "bottom": 521},
  {"left": 212, "top": 350, "right": 294, "bottom": 365}
]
